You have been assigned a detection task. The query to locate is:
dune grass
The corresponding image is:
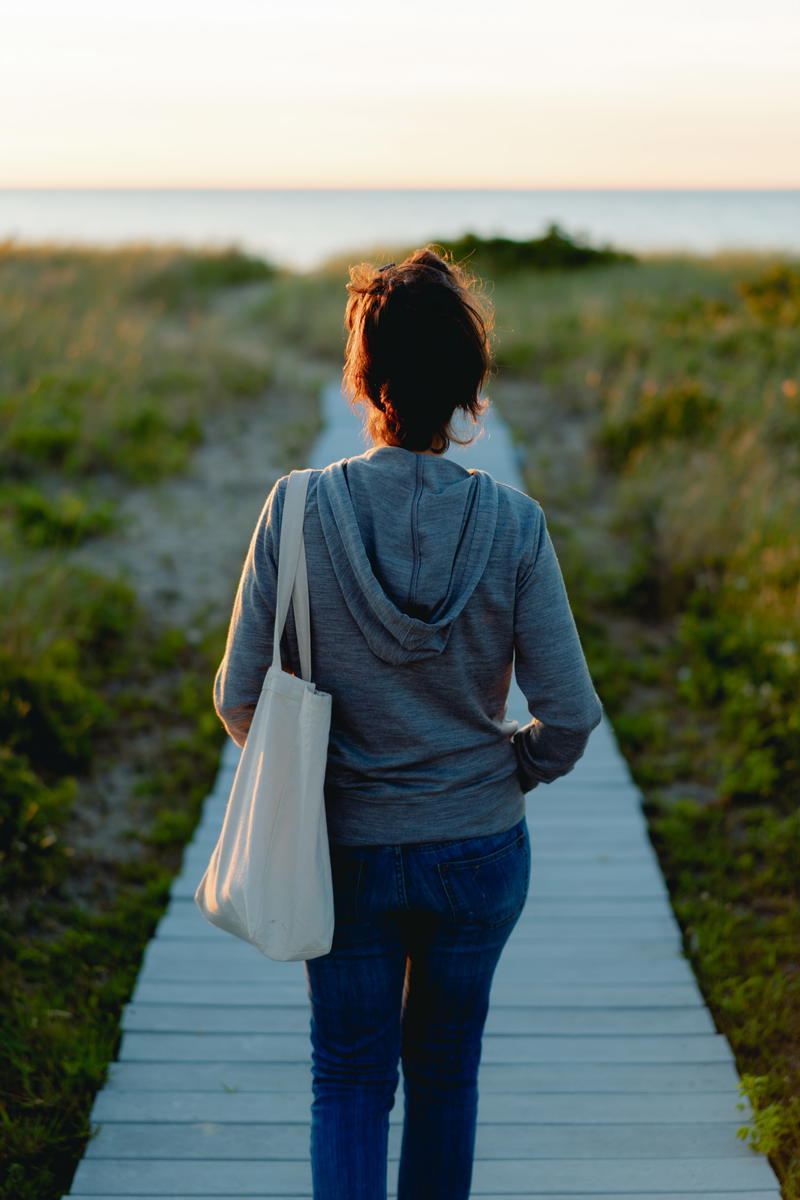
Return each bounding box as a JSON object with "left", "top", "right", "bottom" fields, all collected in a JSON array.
[
  {"left": 0, "top": 243, "right": 317, "bottom": 1199},
  {"left": 484, "top": 249, "right": 800, "bottom": 1196},
  {"left": 0, "top": 242, "right": 276, "bottom": 553}
]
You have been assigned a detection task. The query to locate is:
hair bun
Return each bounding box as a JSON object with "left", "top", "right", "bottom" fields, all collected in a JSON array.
[
  {"left": 343, "top": 243, "right": 493, "bottom": 455},
  {"left": 411, "top": 248, "right": 452, "bottom": 275}
]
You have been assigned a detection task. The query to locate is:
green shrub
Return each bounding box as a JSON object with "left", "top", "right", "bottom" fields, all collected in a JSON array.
[
  {"left": 675, "top": 598, "right": 800, "bottom": 806},
  {"left": 599, "top": 377, "right": 721, "bottom": 469},
  {"left": 0, "top": 747, "right": 76, "bottom": 892},
  {"left": 0, "top": 650, "right": 109, "bottom": 774},
  {"left": 1, "top": 376, "right": 86, "bottom": 474},
  {"left": 437, "top": 223, "right": 638, "bottom": 275},
  {"left": 735, "top": 262, "right": 800, "bottom": 326},
  {"left": 645, "top": 794, "right": 800, "bottom": 1191},
  {"left": 106, "top": 403, "right": 203, "bottom": 482},
  {"left": 1, "top": 484, "right": 117, "bottom": 548}
]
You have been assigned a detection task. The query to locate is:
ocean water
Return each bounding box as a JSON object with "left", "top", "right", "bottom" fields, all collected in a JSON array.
[{"left": 1, "top": 188, "right": 798, "bottom": 271}]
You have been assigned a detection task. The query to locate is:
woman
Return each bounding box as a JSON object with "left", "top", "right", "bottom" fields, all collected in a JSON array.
[{"left": 213, "top": 247, "right": 603, "bottom": 1200}]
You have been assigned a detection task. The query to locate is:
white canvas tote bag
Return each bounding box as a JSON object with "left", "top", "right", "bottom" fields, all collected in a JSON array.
[{"left": 194, "top": 468, "right": 334, "bottom": 961}]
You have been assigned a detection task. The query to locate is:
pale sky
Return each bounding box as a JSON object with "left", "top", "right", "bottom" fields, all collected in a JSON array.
[{"left": 2, "top": 0, "right": 799, "bottom": 188}]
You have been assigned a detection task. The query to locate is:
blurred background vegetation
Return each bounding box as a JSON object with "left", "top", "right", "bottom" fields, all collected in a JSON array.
[{"left": 1, "top": 231, "right": 797, "bottom": 1197}]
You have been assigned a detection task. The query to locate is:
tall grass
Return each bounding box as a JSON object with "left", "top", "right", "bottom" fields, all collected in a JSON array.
[
  {"left": 0, "top": 243, "right": 275, "bottom": 550},
  {"left": 486, "top": 249, "right": 800, "bottom": 1195},
  {"left": 0, "top": 243, "right": 316, "bottom": 1199}
]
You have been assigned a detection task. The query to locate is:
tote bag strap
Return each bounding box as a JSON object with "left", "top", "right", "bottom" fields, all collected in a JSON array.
[{"left": 272, "top": 469, "right": 313, "bottom": 682}]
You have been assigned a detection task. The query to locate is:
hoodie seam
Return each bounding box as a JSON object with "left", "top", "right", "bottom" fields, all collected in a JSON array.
[{"left": 408, "top": 456, "right": 423, "bottom": 610}]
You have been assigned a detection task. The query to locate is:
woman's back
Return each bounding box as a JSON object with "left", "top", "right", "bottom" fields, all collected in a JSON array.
[{"left": 214, "top": 442, "right": 602, "bottom": 844}]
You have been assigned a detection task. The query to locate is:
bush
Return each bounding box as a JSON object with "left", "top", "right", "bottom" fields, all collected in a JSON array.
[
  {"left": 0, "top": 651, "right": 109, "bottom": 775},
  {"left": 0, "top": 747, "right": 76, "bottom": 893},
  {"left": 735, "top": 263, "right": 800, "bottom": 327},
  {"left": 599, "top": 377, "right": 721, "bottom": 469},
  {"left": 438, "top": 223, "right": 638, "bottom": 275},
  {"left": 1, "top": 485, "right": 117, "bottom": 548}
]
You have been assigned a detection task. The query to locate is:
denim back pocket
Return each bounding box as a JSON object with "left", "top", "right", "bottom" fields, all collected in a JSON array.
[{"left": 436, "top": 826, "right": 531, "bottom": 929}]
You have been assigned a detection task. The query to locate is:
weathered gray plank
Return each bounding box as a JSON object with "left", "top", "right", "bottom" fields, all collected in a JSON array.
[
  {"left": 135, "top": 939, "right": 699, "bottom": 986},
  {"left": 90, "top": 1088, "right": 753, "bottom": 1125},
  {"left": 167, "top": 892, "right": 676, "bottom": 918},
  {"left": 174, "top": 867, "right": 674, "bottom": 901},
  {"left": 66, "top": 1154, "right": 780, "bottom": 1196},
  {"left": 116, "top": 1031, "right": 735, "bottom": 1064},
  {"left": 140, "top": 934, "right": 689, "bottom": 966},
  {"left": 158, "top": 919, "right": 685, "bottom": 948},
  {"left": 197, "top": 794, "right": 647, "bottom": 832},
  {"left": 62, "top": 1193, "right": 787, "bottom": 1200},
  {"left": 130, "top": 978, "right": 707, "bottom": 1007},
  {"left": 134, "top": 957, "right": 699, "bottom": 987},
  {"left": 199, "top": 792, "right": 642, "bottom": 830},
  {"left": 158, "top": 909, "right": 684, "bottom": 940},
  {"left": 156, "top": 915, "right": 684, "bottom": 942},
  {"left": 84, "top": 1119, "right": 756, "bottom": 1160},
  {"left": 120, "top": 1001, "right": 715, "bottom": 1036},
  {"left": 179, "top": 842, "right": 672, "bottom": 885},
  {"left": 103, "top": 1058, "right": 743, "bottom": 1094},
  {"left": 190, "top": 826, "right": 659, "bottom": 857}
]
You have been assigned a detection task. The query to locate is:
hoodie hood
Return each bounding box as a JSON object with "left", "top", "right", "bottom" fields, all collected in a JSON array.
[{"left": 315, "top": 445, "right": 499, "bottom": 665}]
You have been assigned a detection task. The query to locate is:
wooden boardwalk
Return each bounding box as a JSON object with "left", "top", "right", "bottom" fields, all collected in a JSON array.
[{"left": 65, "top": 385, "right": 782, "bottom": 1198}]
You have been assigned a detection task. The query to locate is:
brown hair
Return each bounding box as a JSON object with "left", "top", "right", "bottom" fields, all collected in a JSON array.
[{"left": 342, "top": 246, "right": 494, "bottom": 454}]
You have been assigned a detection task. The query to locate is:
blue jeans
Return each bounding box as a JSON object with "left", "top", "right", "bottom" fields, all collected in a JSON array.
[{"left": 303, "top": 815, "right": 531, "bottom": 1200}]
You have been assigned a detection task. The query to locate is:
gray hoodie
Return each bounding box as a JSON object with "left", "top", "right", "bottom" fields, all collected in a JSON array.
[{"left": 213, "top": 445, "right": 603, "bottom": 844}]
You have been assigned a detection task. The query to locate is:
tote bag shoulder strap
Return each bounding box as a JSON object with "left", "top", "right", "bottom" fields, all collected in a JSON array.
[{"left": 272, "top": 469, "right": 313, "bottom": 682}]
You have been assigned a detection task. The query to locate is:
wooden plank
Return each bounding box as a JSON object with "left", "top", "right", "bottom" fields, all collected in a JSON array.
[
  {"left": 116, "top": 1031, "right": 736, "bottom": 1064},
  {"left": 189, "top": 836, "right": 661, "bottom": 863},
  {"left": 494, "top": 932, "right": 685, "bottom": 947},
  {"left": 158, "top": 905, "right": 684, "bottom": 933},
  {"left": 167, "top": 892, "right": 676, "bottom": 918},
  {"left": 136, "top": 939, "right": 698, "bottom": 988},
  {"left": 133, "top": 957, "right": 699, "bottom": 987},
  {"left": 140, "top": 933, "right": 693, "bottom": 962},
  {"left": 159, "top": 915, "right": 685, "bottom": 943},
  {"left": 169, "top": 919, "right": 685, "bottom": 945},
  {"left": 190, "top": 823, "right": 660, "bottom": 852},
  {"left": 130, "top": 979, "right": 707, "bottom": 1008},
  {"left": 171, "top": 866, "right": 673, "bottom": 900},
  {"left": 84, "top": 1119, "right": 757, "bottom": 1160},
  {"left": 181, "top": 840, "right": 676, "bottom": 878},
  {"left": 66, "top": 1154, "right": 780, "bottom": 1196},
  {"left": 155, "top": 914, "right": 684, "bottom": 941},
  {"left": 102, "top": 1058, "right": 743, "bottom": 1094},
  {"left": 90, "top": 1088, "right": 753, "bottom": 1125},
  {"left": 120, "top": 1002, "right": 716, "bottom": 1036},
  {"left": 197, "top": 792, "right": 647, "bottom": 832},
  {"left": 63, "top": 1193, "right": 787, "bottom": 1200},
  {"left": 133, "top": 955, "right": 700, "bottom": 984}
]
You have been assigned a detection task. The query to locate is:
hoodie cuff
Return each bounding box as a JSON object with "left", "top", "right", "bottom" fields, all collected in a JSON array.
[{"left": 512, "top": 717, "right": 597, "bottom": 791}]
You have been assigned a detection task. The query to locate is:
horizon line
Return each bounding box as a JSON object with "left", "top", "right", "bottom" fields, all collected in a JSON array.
[{"left": 2, "top": 183, "right": 799, "bottom": 192}]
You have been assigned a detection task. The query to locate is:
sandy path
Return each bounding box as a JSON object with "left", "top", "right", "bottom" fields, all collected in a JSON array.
[{"left": 67, "top": 289, "right": 325, "bottom": 638}]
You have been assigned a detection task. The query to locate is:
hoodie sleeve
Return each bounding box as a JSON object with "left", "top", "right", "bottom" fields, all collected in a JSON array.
[
  {"left": 213, "top": 476, "right": 287, "bottom": 747},
  {"left": 511, "top": 502, "right": 603, "bottom": 791}
]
